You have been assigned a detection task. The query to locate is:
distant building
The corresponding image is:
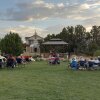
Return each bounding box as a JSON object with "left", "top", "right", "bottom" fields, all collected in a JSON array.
[
  {"left": 42, "top": 38, "right": 68, "bottom": 57},
  {"left": 25, "top": 31, "right": 44, "bottom": 56}
]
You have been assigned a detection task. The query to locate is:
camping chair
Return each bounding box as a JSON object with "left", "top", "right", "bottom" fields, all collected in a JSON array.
[
  {"left": 92, "top": 62, "right": 100, "bottom": 70},
  {"left": 48, "top": 57, "right": 56, "bottom": 65},
  {"left": 70, "top": 60, "right": 78, "bottom": 70},
  {"left": 79, "top": 60, "right": 86, "bottom": 70},
  {"left": 87, "top": 61, "right": 94, "bottom": 70},
  {"left": 7, "top": 58, "right": 16, "bottom": 68},
  {"left": 16, "top": 58, "right": 26, "bottom": 67}
]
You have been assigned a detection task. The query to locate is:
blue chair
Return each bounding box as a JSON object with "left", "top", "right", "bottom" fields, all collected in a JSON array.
[
  {"left": 70, "top": 60, "right": 78, "bottom": 70},
  {"left": 79, "top": 61, "right": 85, "bottom": 66}
]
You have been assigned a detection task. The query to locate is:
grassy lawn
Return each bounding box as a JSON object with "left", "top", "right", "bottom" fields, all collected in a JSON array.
[{"left": 0, "top": 61, "right": 100, "bottom": 100}]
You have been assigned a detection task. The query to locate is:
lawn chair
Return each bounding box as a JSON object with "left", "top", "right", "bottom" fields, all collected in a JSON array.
[
  {"left": 79, "top": 60, "right": 86, "bottom": 70},
  {"left": 48, "top": 57, "right": 55, "bottom": 65},
  {"left": 87, "top": 61, "right": 94, "bottom": 70},
  {"left": 70, "top": 60, "right": 78, "bottom": 70},
  {"left": 6, "top": 58, "right": 16, "bottom": 68},
  {"left": 16, "top": 57, "right": 26, "bottom": 67}
]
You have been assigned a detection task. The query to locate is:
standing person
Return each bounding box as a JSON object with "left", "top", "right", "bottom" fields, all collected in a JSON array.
[
  {"left": 68, "top": 52, "right": 71, "bottom": 60},
  {"left": 0, "top": 59, "right": 3, "bottom": 68},
  {"left": 56, "top": 53, "right": 60, "bottom": 64},
  {"left": 3, "top": 58, "right": 7, "bottom": 68}
]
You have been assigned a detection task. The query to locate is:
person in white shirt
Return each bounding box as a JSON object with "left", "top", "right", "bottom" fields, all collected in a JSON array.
[{"left": 94, "top": 58, "right": 100, "bottom": 65}]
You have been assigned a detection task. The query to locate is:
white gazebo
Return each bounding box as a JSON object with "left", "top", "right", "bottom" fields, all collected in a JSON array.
[{"left": 25, "top": 31, "right": 44, "bottom": 56}]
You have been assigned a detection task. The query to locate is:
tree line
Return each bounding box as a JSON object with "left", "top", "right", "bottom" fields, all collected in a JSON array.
[
  {"left": 44, "top": 25, "right": 100, "bottom": 56},
  {"left": 0, "top": 25, "right": 100, "bottom": 56}
]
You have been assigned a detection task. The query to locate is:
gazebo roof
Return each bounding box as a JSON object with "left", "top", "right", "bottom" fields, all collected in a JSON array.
[{"left": 42, "top": 38, "right": 68, "bottom": 45}]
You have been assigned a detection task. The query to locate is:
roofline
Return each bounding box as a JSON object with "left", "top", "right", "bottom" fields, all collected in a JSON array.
[
  {"left": 42, "top": 44, "right": 68, "bottom": 45},
  {"left": 42, "top": 42, "right": 68, "bottom": 45},
  {"left": 25, "top": 34, "right": 44, "bottom": 40}
]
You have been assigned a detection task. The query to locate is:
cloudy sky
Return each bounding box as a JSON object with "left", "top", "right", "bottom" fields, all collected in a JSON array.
[{"left": 0, "top": 0, "right": 100, "bottom": 40}]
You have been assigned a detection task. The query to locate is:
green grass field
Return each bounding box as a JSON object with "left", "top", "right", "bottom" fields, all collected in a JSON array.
[{"left": 0, "top": 61, "right": 100, "bottom": 100}]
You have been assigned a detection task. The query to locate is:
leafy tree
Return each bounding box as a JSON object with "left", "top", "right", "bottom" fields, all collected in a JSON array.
[
  {"left": 74, "top": 25, "right": 86, "bottom": 53},
  {"left": 0, "top": 32, "right": 23, "bottom": 56},
  {"left": 44, "top": 34, "right": 56, "bottom": 41},
  {"left": 56, "top": 27, "right": 68, "bottom": 41},
  {"left": 87, "top": 42, "right": 98, "bottom": 56},
  {"left": 44, "top": 25, "right": 100, "bottom": 56},
  {"left": 91, "top": 26, "right": 100, "bottom": 46},
  {"left": 94, "top": 50, "right": 100, "bottom": 56}
]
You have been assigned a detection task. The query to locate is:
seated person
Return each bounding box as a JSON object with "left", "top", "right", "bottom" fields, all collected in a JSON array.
[
  {"left": 7, "top": 56, "right": 15, "bottom": 68},
  {"left": 70, "top": 58, "right": 78, "bottom": 70},
  {"left": 93, "top": 58, "right": 100, "bottom": 67},
  {"left": 79, "top": 57, "right": 86, "bottom": 68},
  {"left": 24, "top": 56, "right": 30, "bottom": 62},
  {"left": 98, "top": 56, "right": 100, "bottom": 61},
  {"left": 88, "top": 58, "right": 94, "bottom": 68},
  {"left": 55, "top": 53, "right": 60, "bottom": 64},
  {"left": 16, "top": 56, "right": 22, "bottom": 64},
  {"left": 49, "top": 56, "right": 56, "bottom": 64}
]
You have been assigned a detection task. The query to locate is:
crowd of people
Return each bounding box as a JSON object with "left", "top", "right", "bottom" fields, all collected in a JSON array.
[
  {"left": 0, "top": 54, "right": 34, "bottom": 68},
  {"left": 1, "top": 51, "right": 100, "bottom": 71},
  {"left": 69, "top": 56, "right": 100, "bottom": 70}
]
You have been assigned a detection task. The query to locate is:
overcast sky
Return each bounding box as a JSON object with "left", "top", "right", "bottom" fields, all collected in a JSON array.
[{"left": 0, "top": 0, "right": 100, "bottom": 40}]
